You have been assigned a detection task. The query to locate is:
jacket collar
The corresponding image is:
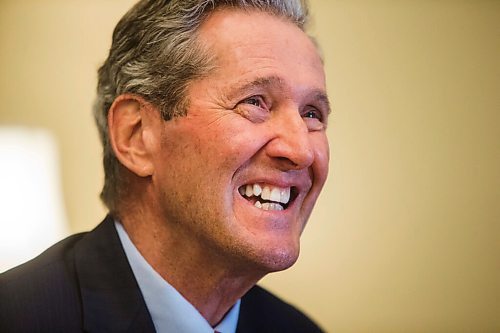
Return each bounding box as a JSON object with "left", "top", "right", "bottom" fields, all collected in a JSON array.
[{"left": 74, "top": 215, "right": 156, "bottom": 332}]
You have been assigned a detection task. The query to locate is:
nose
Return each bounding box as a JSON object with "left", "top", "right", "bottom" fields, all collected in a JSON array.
[{"left": 264, "top": 109, "right": 314, "bottom": 171}]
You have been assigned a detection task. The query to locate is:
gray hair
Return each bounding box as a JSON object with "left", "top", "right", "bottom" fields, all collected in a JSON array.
[{"left": 94, "top": 0, "right": 310, "bottom": 211}]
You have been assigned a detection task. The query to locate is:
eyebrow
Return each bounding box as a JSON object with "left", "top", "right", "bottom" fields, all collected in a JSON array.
[
  {"left": 313, "top": 91, "right": 332, "bottom": 115},
  {"left": 229, "top": 75, "right": 331, "bottom": 114},
  {"left": 226, "top": 75, "right": 285, "bottom": 101}
]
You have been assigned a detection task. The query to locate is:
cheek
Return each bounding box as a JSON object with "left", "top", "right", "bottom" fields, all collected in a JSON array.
[
  {"left": 206, "top": 122, "right": 269, "bottom": 168},
  {"left": 312, "top": 133, "right": 330, "bottom": 182},
  {"left": 304, "top": 134, "right": 329, "bottom": 201}
]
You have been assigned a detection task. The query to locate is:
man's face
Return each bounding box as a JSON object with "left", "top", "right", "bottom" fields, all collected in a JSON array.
[{"left": 149, "top": 9, "right": 329, "bottom": 273}]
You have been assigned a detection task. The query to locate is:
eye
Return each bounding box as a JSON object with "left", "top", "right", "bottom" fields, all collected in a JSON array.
[
  {"left": 234, "top": 95, "right": 270, "bottom": 123},
  {"left": 241, "top": 95, "right": 267, "bottom": 109},
  {"left": 302, "top": 106, "right": 326, "bottom": 131},
  {"left": 302, "top": 107, "right": 323, "bottom": 121}
]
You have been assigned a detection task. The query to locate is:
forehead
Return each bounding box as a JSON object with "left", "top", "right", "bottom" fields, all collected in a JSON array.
[{"left": 196, "top": 8, "right": 326, "bottom": 92}]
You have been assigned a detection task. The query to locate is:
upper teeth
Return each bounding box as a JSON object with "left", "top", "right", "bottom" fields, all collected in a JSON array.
[{"left": 239, "top": 183, "right": 291, "bottom": 204}]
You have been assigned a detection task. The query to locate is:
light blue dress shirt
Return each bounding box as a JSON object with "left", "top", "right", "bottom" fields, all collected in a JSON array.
[{"left": 115, "top": 221, "right": 241, "bottom": 333}]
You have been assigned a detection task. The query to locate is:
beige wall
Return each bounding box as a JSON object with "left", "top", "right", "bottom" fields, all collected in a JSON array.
[{"left": 1, "top": 0, "right": 498, "bottom": 331}]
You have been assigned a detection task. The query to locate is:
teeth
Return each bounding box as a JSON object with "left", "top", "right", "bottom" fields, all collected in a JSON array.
[
  {"left": 270, "top": 203, "right": 284, "bottom": 211},
  {"left": 239, "top": 183, "right": 292, "bottom": 205},
  {"left": 270, "top": 188, "right": 281, "bottom": 202},
  {"left": 261, "top": 186, "right": 271, "bottom": 200},
  {"left": 281, "top": 187, "right": 290, "bottom": 203},
  {"left": 260, "top": 202, "right": 284, "bottom": 211},
  {"left": 254, "top": 201, "right": 262, "bottom": 209},
  {"left": 253, "top": 184, "right": 262, "bottom": 196},
  {"left": 245, "top": 184, "right": 253, "bottom": 197}
]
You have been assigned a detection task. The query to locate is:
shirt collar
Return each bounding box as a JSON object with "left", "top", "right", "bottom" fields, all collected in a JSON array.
[{"left": 115, "top": 220, "right": 240, "bottom": 333}]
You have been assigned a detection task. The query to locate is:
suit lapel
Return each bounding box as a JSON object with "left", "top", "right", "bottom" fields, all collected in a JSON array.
[{"left": 74, "top": 215, "right": 156, "bottom": 332}]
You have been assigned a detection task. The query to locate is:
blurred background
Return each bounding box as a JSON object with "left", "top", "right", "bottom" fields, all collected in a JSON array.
[{"left": 0, "top": 0, "right": 498, "bottom": 331}]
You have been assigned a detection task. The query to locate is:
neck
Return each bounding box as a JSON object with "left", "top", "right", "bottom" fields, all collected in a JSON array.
[{"left": 116, "top": 208, "right": 265, "bottom": 326}]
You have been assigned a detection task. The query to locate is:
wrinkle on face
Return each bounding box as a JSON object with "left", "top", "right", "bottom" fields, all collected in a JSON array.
[{"left": 152, "top": 8, "right": 330, "bottom": 275}]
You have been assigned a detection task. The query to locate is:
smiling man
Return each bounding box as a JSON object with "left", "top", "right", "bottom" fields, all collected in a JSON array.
[{"left": 0, "top": 1, "right": 329, "bottom": 332}]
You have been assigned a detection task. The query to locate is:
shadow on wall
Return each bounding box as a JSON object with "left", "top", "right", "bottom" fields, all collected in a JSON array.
[{"left": 0, "top": 126, "right": 69, "bottom": 272}]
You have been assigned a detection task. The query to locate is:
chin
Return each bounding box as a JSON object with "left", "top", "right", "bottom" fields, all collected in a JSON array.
[
  {"left": 247, "top": 239, "right": 301, "bottom": 273},
  {"left": 263, "top": 252, "right": 299, "bottom": 273}
]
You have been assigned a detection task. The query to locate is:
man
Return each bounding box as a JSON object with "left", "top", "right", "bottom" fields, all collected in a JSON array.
[{"left": 0, "top": 0, "right": 330, "bottom": 332}]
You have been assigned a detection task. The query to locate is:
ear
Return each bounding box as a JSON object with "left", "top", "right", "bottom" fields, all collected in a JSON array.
[{"left": 107, "top": 94, "right": 158, "bottom": 177}]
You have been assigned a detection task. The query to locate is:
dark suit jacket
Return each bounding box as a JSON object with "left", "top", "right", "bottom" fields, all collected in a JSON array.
[{"left": 0, "top": 215, "right": 323, "bottom": 332}]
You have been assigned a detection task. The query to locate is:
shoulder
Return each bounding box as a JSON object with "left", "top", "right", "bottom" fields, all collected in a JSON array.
[
  {"left": 238, "top": 285, "right": 324, "bottom": 333},
  {"left": 0, "top": 232, "right": 87, "bottom": 331}
]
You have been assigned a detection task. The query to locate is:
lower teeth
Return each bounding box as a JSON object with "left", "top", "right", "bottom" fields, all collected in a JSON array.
[{"left": 254, "top": 201, "right": 283, "bottom": 211}]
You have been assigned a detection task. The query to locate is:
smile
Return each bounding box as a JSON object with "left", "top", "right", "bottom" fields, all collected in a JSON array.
[{"left": 238, "top": 183, "right": 298, "bottom": 211}]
